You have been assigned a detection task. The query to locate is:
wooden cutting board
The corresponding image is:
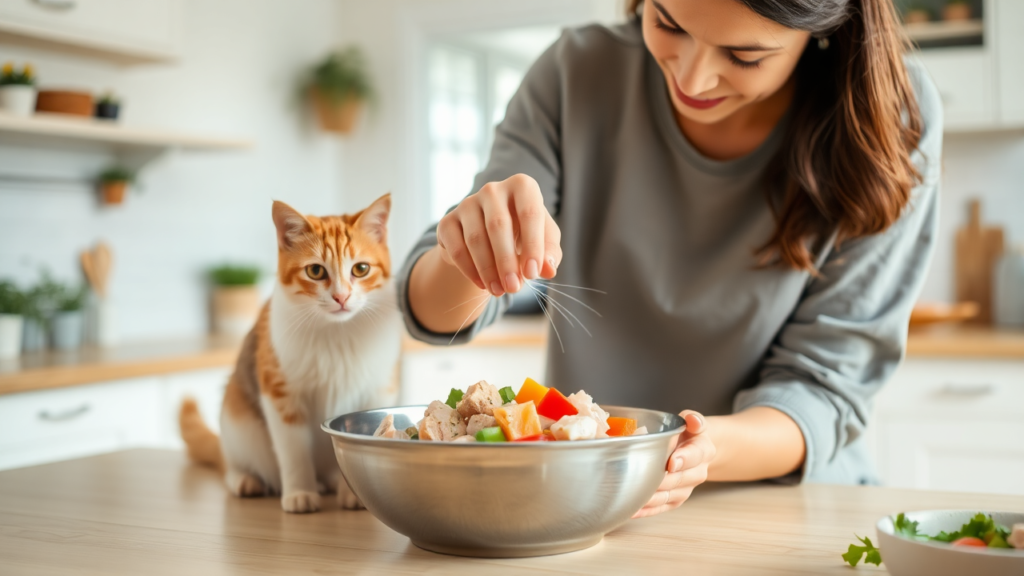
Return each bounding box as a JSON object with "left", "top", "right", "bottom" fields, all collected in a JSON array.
[{"left": 955, "top": 199, "right": 1004, "bottom": 324}]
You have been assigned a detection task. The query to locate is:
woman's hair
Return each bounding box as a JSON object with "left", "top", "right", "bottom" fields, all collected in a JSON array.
[{"left": 627, "top": 0, "right": 923, "bottom": 271}]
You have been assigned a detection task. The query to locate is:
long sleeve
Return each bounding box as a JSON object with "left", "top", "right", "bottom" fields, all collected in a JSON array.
[{"left": 733, "top": 60, "right": 944, "bottom": 483}]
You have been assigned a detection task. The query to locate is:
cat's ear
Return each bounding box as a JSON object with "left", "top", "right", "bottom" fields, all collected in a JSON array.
[
  {"left": 354, "top": 193, "right": 391, "bottom": 243},
  {"left": 272, "top": 201, "right": 312, "bottom": 250}
]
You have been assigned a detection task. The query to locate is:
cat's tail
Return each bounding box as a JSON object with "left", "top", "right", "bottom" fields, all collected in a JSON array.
[{"left": 179, "top": 397, "right": 224, "bottom": 473}]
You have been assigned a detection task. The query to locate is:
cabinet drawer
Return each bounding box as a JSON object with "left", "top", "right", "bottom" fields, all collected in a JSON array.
[
  {"left": 0, "top": 378, "right": 162, "bottom": 470},
  {"left": 875, "top": 359, "right": 1024, "bottom": 418},
  {"left": 915, "top": 49, "right": 995, "bottom": 130}
]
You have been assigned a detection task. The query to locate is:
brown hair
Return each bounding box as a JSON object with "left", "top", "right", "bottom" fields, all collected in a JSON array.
[{"left": 628, "top": 0, "right": 923, "bottom": 270}]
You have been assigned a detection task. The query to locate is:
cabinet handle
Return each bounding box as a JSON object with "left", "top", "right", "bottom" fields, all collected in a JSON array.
[
  {"left": 38, "top": 404, "right": 90, "bottom": 422},
  {"left": 32, "top": 0, "right": 76, "bottom": 10},
  {"left": 939, "top": 383, "right": 994, "bottom": 397}
]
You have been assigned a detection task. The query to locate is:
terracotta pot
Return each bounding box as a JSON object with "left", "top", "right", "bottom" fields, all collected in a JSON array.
[
  {"left": 35, "top": 90, "right": 93, "bottom": 117},
  {"left": 100, "top": 181, "right": 127, "bottom": 205},
  {"left": 942, "top": 3, "right": 972, "bottom": 21},
  {"left": 212, "top": 286, "right": 261, "bottom": 337},
  {"left": 904, "top": 9, "right": 931, "bottom": 24},
  {"left": 310, "top": 88, "right": 363, "bottom": 134}
]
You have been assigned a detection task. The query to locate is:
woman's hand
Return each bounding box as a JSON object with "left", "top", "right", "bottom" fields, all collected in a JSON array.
[
  {"left": 633, "top": 411, "right": 715, "bottom": 518},
  {"left": 436, "top": 173, "right": 562, "bottom": 297}
]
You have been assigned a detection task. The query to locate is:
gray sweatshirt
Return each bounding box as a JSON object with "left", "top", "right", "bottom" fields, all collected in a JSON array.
[{"left": 397, "top": 21, "right": 942, "bottom": 485}]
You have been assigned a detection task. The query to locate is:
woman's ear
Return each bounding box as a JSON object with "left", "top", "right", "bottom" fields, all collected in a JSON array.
[
  {"left": 355, "top": 193, "right": 391, "bottom": 243},
  {"left": 272, "top": 201, "right": 312, "bottom": 250}
]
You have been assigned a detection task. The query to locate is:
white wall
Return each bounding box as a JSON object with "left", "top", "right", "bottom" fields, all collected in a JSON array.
[
  {"left": 0, "top": 0, "right": 343, "bottom": 340},
  {"left": 918, "top": 131, "right": 1024, "bottom": 303}
]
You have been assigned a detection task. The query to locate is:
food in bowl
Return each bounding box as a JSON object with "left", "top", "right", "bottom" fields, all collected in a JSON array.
[
  {"left": 372, "top": 377, "right": 648, "bottom": 443},
  {"left": 845, "top": 511, "right": 1024, "bottom": 575}
]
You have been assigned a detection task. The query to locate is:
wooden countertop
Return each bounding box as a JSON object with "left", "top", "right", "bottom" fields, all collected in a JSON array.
[
  {"left": 2, "top": 318, "right": 1021, "bottom": 397},
  {"left": 1, "top": 449, "right": 1022, "bottom": 575}
]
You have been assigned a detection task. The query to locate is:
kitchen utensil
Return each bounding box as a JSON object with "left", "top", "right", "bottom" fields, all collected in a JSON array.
[
  {"left": 876, "top": 510, "right": 1024, "bottom": 576},
  {"left": 955, "top": 199, "right": 1004, "bottom": 324},
  {"left": 322, "top": 405, "right": 684, "bottom": 558},
  {"left": 993, "top": 245, "right": 1024, "bottom": 327},
  {"left": 35, "top": 90, "right": 93, "bottom": 116},
  {"left": 909, "top": 301, "right": 980, "bottom": 327},
  {"left": 80, "top": 242, "right": 112, "bottom": 299}
]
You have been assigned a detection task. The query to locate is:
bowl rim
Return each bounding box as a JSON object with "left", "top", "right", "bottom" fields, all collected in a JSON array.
[
  {"left": 876, "top": 510, "right": 1024, "bottom": 557},
  {"left": 321, "top": 404, "right": 686, "bottom": 448}
]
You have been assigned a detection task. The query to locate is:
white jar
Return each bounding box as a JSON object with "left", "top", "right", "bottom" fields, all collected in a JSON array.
[
  {"left": 993, "top": 245, "right": 1024, "bottom": 327},
  {"left": 0, "top": 314, "right": 24, "bottom": 359},
  {"left": 0, "top": 85, "right": 37, "bottom": 117}
]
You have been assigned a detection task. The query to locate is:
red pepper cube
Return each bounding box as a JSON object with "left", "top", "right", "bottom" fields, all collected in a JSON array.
[{"left": 535, "top": 388, "right": 578, "bottom": 421}]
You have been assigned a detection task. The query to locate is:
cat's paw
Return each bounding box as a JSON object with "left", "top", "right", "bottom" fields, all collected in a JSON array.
[
  {"left": 281, "top": 490, "right": 321, "bottom": 513},
  {"left": 337, "top": 480, "right": 364, "bottom": 510},
  {"left": 226, "top": 471, "right": 266, "bottom": 497}
]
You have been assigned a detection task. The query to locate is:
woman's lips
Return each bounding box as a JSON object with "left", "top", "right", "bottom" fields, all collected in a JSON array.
[{"left": 674, "top": 84, "right": 727, "bottom": 110}]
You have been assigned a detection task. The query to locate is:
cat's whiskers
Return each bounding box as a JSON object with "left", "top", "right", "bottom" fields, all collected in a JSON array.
[
  {"left": 528, "top": 285, "right": 565, "bottom": 353},
  {"left": 529, "top": 283, "right": 593, "bottom": 338},
  {"left": 528, "top": 280, "right": 603, "bottom": 318}
]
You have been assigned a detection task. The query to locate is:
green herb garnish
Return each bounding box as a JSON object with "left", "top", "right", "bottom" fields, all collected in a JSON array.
[
  {"left": 444, "top": 388, "right": 464, "bottom": 410},
  {"left": 842, "top": 535, "right": 882, "bottom": 567},
  {"left": 498, "top": 386, "right": 516, "bottom": 404}
]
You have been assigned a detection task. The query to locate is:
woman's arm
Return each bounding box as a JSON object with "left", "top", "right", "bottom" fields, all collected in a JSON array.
[{"left": 706, "top": 407, "right": 805, "bottom": 481}]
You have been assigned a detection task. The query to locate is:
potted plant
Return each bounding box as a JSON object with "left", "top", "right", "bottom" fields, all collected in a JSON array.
[
  {"left": 904, "top": 3, "right": 932, "bottom": 24},
  {"left": 21, "top": 271, "right": 63, "bottom": 352},
  {"left": 95, "top": 91, "right": 121, "bottom": 120},
  {"left": 97, "top": 166, "right": 135, "bottom": 205},
  {"left": 0, "top": 62, "right": 37, "bottom": 117},
  {"left": 210, "top": 264, "right": 262, "bottom": 338},
  {"left": 305, "top": 47, "right": 374, "bottom": 134},
  {"left": 0, "top": 281, "right": 26, "bottom": 360},
  {"left": 51, "top": 283, "right": 87, "bottom": 351},
  {"left": 943, "top": 0, "right": 972, "bottom": 21}
]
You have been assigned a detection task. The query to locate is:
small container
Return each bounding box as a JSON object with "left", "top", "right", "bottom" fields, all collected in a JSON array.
[
  {"left": 21, "top": 317, "right": 47, "bottom": 352},
  {"left": 0, "top": 314, "right": 24, "bottom": 359},
  {"left": 51, "top": 311, "right": 84, "bottom": 351},
  {"left": 95, "top": 100, "right": 120, "bottom": 120},
  {"left": 993, "top": 245, "right": 1024, "bottom": 327},
  {"left": 0, "top": 85, "right": 37, "bottom": 117},
  {"left": 35, "top": 90, "right": 93, "bottom": 117}
]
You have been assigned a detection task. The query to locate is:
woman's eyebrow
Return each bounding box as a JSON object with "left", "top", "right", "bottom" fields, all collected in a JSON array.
[{"left": 650, "top": 0, "right": 783, "bottom": 52}]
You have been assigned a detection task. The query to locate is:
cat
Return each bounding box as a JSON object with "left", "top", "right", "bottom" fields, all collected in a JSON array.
[{"left": 179, "top": 194, "right": 402, "bottom": 513}]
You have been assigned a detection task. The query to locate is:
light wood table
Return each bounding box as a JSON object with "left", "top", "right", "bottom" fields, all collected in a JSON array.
[{"left": 2, "top": 450, "right": 1023, "bottom": 575}]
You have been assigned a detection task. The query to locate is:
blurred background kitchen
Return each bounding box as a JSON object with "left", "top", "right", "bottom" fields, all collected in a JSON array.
[{"left": 0, "top": 0, "right": 1022, "bottom": 495}]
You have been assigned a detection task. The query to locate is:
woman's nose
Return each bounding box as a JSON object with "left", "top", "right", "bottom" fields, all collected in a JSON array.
[{"left": 675, "top": 47, "right": 719, "bottom": 97}]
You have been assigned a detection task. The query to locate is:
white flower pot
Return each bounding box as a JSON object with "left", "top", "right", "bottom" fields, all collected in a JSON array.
[
  {"left": 51, "top": 311, "right": 84, "bottom": 351},
  {"left": 0, "top": 314, "right": 24, "bottom": 359},
  {"left": 22, "top": 317, "right": 47, "bottom": 352},
  {"left": 212, "top": 286, "right": 261, "bottom": 338},
  {"left": 0, "top": 85, "right": 37, "bottom": 117}
]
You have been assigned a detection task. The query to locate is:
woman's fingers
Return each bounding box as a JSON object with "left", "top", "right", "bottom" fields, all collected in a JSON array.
[
  {"left": 436, "top": 217, "right": 484, "bottom": 290},
  {"left": 540, "top": 213, "right": 562, "bottom": 279},
  {"left": 680, "top": 410, "right": 707, "bottom": 434},
  {"left": 478, "top": 183, "right": 521, "bottom": 294},
  {"left": 509, "top": 175, "right": 546, "bottom": 280},
  {"left": 667, "top": 435, "right": 715, "bottom": 473},
  {"left": 459, "top": 207, "right": 504, "bottom": 296},
  {"left": 632, "top": 485, "right": 696, "bottom": 518}
]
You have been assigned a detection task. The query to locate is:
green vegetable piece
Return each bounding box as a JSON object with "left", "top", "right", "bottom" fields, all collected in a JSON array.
[
  {"left": 933, "top": 512, "right": 1007, "bottom": 543},
  {"left": 475, "top": 426, "right": 507, "bottom": 443},
  {"left": 842, "top": 535, "right": 881, "bottom": 567},
  {"left": 445, "top": 388, "right": 464, "bottom": 410},
  {"left": 986, "top": 532, "right": 1011, "bottom": 548},
  {"left": 404, "top": 426, "right": 419, "bottom": 440},
  {"left": 498, "top": 386, "right": 516, "bottom": 404},
  {"left": 894, "top": 513, "right": 928, "bottom": 541}
]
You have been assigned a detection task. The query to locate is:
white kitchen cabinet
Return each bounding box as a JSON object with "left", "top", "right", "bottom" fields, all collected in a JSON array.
[
  {"left": 0, "top": 0, "right": 181, "bottom": 65},
  {"left": 995, "top": 0, "right": 1024, "bottom": 124},
  {"left": 871, "top": 359, "right": 1024, "bottom": 495},
  {"left": 159, "top": 367, "right": 231, "bottom": 449},
  {"left": 400, "top": 346, "right": 545, "bottom": 406},
  {"left": 0, "top": 377, "right": 163, "bottom": 471}
]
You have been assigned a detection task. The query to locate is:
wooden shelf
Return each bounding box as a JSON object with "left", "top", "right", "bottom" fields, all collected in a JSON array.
[
  {"left": 0, "top": 20, "right": 176, "bottom": 66},
  {"left": 907, "top": 324, "right": 1024, "bottom": 359},
  {"left": 905, "top": 19, "right": 984, "bottom": 44},
  {"left": 0, "top": 111, "right": 252, "bottom": 151}
]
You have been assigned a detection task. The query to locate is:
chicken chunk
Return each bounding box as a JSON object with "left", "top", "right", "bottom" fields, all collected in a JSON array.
[
  {"left": 419, "top": 400, "right": 467, "bottom": 441},
  {"left": 456, "top": 380, "right": 503, "bottom": 418},
  {"left": 566, "top": 391, "right": 611, "bottom": 437},
  {"left": 1009, "top": 523, "right": 1024, "bottom": 549},
  {"left": 632, "top": 426, "right": 649, "bottom": 436},
  {"left": 550, "top": 415, "right": 598, "bottom": 441},
  {"left": 466, "top": 414, "right": 498, "bottom": 437},
  {"left": 372, "top": 414, "right": 410, "bottom": 439},
  {"left": 451, "top": 435, "right": 477, "bottom": 443}
]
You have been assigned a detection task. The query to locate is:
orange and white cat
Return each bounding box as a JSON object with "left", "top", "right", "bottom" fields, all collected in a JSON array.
[{"left": 180, "top": 194, "right": 402, "bottom": 513}]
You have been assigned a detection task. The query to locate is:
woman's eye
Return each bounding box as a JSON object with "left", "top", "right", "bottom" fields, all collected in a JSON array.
[
  {"left": 352, "top": 263, "right": 370, "bottom": 278},
  {"left": 305, "top": 264, "right": 327, "bottom": 280},
  {"left": 728, "top": 53, "right": 762, "bottom": 69},
  {"left": 654, "top": 15, "right": 685, "bottom": 35}
]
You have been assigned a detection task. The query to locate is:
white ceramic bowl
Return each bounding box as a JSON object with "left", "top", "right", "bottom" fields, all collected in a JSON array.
[{"left": 876, "top": 510, "right": 1024, "bottom": 576}]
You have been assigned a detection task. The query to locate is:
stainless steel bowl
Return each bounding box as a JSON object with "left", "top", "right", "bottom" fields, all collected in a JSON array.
[{"left": 322, "top": 405, "right": 684, "bottom": 558}]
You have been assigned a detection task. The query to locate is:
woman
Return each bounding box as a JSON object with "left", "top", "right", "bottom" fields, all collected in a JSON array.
[{"left": 400, "top": 0, "right": 941, "bottom": 517}]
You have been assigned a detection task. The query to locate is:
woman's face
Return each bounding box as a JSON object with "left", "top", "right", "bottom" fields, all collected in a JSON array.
[{"left": 642, "top": 0, "right": 812, "bottom": 125}]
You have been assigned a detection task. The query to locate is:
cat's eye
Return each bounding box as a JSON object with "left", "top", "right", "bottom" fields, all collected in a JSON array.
[
  {"left": 352, "top": 263, "right": 370, "bottom": 278},
  {"left": 305, "top": 264, "right": 327, "bottom": 281}
]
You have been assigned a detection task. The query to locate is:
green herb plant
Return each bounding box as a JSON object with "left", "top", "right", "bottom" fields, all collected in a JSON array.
[
  {"left": 209, "top": 265, "right": 261, "bottom": 287},
  {"left": 97, "top": 91, "right": 120, "bottom": 106},
  {"left": 98, "top": 166, "right": 135, "bottom": 184},
  {"left": 0, "top": 281, "right": 26, "bottom": 315},
  {"left": 307, "top": 47, "right": 374, "bottom": 104},
  {"left": 0, "top": 62, "right": 35, "bottom": 86},
  {"left": 842, "top": 512, "right": 1014, "bottom": 567}
]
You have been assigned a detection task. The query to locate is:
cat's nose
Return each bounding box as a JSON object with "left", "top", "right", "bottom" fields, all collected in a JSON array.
[{"left": 332, "top": 292, "right": 350, "bottom": 307}]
